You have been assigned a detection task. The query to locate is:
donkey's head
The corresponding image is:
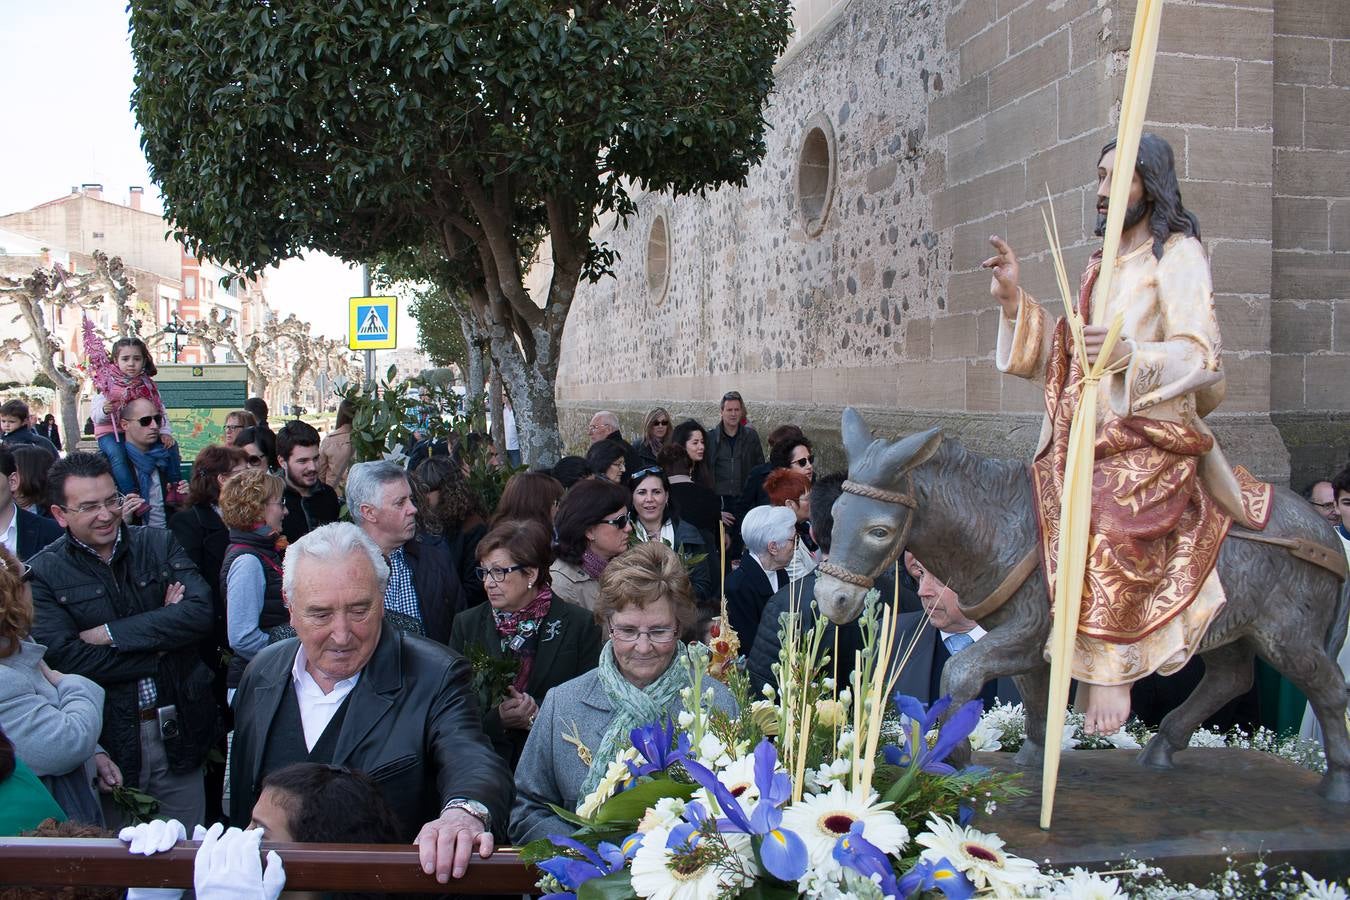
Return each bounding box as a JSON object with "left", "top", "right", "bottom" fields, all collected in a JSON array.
[{"left": 816, "top": 407, "right": 943, "bottom": 624}]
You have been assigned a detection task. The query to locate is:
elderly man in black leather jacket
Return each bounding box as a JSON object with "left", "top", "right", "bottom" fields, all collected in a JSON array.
[
  {"left": 28, "top": 452, "right": 217, "bottom": 827},
  {"left": 230, "top": 521, "right": 511, "bottom": 885}
]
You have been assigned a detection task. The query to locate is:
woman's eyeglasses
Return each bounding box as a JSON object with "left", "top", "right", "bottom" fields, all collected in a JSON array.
[
  {"left": 474, "top": 564, "right": 525, "bottom": 583},
  {"left": 652, "top": 419, "right": 670, "bottom": 427},
  {"left": 609, "top": 625, "right": 677, "bottom": 644},
  {"left": 791, "top": 455, "right": 815, "bottom": 468},
  {"left": 598, "top": 513, "right": 631, "bottom": 529}
]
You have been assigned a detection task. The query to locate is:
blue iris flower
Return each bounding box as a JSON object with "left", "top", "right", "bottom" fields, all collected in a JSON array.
[
  {"left": 627, "top": 716, "right": 692, "bottom": 779},
  {"left": 832, "top": 820, "right": 901, "bottom": 898},
  {"left": 681, "top": 738, "right": 809, "bottom": 881},
  {"left": 897, "top": 856, "right": 975, "bottom": 899},
  {"left": 539, "top": 832, "right": 642, "bottom": 899},
  {"left": 883, "top": 694, "right": 984, "bottom": 776}
]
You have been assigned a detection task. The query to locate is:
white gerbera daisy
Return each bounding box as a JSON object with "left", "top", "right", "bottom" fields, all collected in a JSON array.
[
  {"left": 781, "top": 783, "right": 909, "bottom": 867},
  {"left": 1301, "top": 872, "right": 1350, "bottom": 900},
  {"left": 629, "top": 825, "right": 756, "bottom": 900},
  {"left": 1045, "top": 866, "right": 1127, "bottom": 899},
  {"left": 916, "top": 814, "right": 1045, "bottom": 899}
]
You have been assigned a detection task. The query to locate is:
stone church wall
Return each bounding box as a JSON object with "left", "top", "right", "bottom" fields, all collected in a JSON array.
[{"left": 556, "top": 0, "right": 1349, "bottom": 486}]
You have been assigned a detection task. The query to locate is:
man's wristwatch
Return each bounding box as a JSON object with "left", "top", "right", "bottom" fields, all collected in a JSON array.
[{"left": 441, "top": 798, "right": 491, "bottom": 830}]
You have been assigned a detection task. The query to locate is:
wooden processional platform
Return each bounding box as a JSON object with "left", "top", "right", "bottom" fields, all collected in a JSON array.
[{"left": 975, "top": 748, "right": 1350, "bottom": 882}]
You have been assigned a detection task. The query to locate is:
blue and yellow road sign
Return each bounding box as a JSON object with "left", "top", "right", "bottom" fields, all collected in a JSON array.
[{"left": 348, "top": 296, "right": 398, "bottom": 350}]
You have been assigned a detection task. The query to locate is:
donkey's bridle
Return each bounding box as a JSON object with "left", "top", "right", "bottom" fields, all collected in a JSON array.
[
  {"left": 815, "top": 474, "right": 917, "bottom": 590},
  {"left": 816, "top": 472, "right": 1040, "bottom": 618}
]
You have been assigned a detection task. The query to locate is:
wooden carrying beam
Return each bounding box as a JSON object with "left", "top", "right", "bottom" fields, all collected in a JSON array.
[{"left": 0, "top": 838, "right": 539, "bottom": 894}]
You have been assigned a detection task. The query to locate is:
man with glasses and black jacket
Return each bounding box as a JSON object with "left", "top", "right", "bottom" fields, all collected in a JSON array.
[{"left": 27, "top": 451, "right": 217, "bottom": 828}]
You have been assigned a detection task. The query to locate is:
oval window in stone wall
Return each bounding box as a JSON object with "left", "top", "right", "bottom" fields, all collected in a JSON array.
[
  {"left": 797, "top": 115, "right": 836, "bottom": 237},
  {"left": 646, "top": 212, "right": 671, "bottom": 305}
]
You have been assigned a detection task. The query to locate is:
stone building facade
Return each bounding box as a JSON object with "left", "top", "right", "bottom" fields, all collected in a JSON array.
[{"left": 556, "top": 0, "right": 1348, "bottom": 486}]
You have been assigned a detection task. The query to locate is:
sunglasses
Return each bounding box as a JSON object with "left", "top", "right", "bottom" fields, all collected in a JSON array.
[
  {"left": 628, "top": 466, "right": 664, "bottom": 484},
  {"left": 652, "top": 419, "right": 670, "bottom": 427},
  {"left": 791, "top": 455, "right": 815, "bottom": 468},
  {"left": 126, "top": 414, "right": 164, "bottom": 428},
  {"left": 598, "top": 513, "right": 631, "bottom": 529}
]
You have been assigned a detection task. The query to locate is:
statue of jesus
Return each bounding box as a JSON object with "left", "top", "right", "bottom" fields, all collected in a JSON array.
[{"left": 983, "top": 133, "right": 1269, "bottom": 736}]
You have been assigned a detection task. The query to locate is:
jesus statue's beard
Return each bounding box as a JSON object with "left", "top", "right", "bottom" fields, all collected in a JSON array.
[{"left": 1095, "top": 198, "right": 1150, "bottom": 237}]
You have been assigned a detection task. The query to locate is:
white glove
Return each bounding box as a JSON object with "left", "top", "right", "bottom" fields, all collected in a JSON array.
[
  {"left": 193, "top": 822, "right": 287, "bottom": 900},
  {"left": 119, "top": 818, "right": 187, "bottom": 856}
]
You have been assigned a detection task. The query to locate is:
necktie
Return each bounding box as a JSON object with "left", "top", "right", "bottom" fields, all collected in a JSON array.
[{"left": 944, "top": 632, "right": 975, "bottom": 655}]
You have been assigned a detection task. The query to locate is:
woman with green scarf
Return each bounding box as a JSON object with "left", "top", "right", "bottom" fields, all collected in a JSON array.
[{"left": 508, "top": 541, "right": 737, "bottom": 845}]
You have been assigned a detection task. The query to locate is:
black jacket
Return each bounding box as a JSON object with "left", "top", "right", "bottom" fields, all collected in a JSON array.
[
  {"left": 725, "top": 551, "right": 782, "bottom": 657},
  {"left": 281, "top": 481, "right": 341, "bottom": 544},
  {"left": 449, "top": 597, "right": 602, "bottom": 767},
  {"left": 168, "top": 504, "right": 229, "bottom": 623},
  {"left": 706, "top": 423, "right": 764, "bottom": 498},
  {"left": 402, "top": 530, "right": 465, "bottom": 643},
  {"left": 229, "top": 627, "right": 513, "bottom": 840},
  {"left": 445, "top": 519, "right": 489, "bottom": 609},
  {"left": 0, "top": 426, "right": 58, "bottom": 457},
  {"left": 14, "top": 505, "right": 63, "bottom": 560},
  {"left": 34, "top": 421, "right": 61, "bottom": 451},
  {"left": 27, "top": 525, "right": 217, "bottom": 786}
]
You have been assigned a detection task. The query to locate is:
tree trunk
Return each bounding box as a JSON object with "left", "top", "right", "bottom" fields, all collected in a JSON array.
[
  {"left": 488, "top": 323, "right": 562, "bottom": 467},
  {"left": 487, "top": 363, "right": 505, "bottom": 456},
  {"left": 461, "top": 317, "right": 485, "bottom": 401},
  {"left": 58, "top": 384, "right": 81, "bottom": 455}
]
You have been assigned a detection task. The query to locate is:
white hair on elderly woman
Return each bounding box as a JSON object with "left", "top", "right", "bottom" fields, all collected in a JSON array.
[
  {"left": 282, "top": 521, "right": 390, "bottom": 600},
  {"left": 740, "top": 505, "right": 797, "bottom": 555}
]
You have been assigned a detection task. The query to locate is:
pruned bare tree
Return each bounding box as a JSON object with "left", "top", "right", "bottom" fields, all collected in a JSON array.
[{"left": 0, "top": 251, "right": 136, "bottom": 443}]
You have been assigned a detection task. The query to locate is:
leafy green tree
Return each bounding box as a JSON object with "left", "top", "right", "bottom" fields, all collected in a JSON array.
[{"left": 129, "top": 0, "right": 792, "bottom": 464}]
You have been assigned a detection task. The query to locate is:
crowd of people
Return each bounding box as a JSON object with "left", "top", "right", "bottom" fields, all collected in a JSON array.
[{"left": 1, "top": 371, "right": 1348, "bottom": 893}]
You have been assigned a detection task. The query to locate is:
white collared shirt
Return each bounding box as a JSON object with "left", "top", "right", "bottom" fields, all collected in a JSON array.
[
  {"left": 290, "top": 644, "right": 361, "bottom": 752},
  {"left": 0, "top": 502, "right": 17, "bottom": 557},
  {"left": 939, "top": 624, "right": 987, "bottom": 646}
]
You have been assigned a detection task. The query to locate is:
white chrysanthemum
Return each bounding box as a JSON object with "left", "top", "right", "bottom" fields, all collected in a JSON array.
[
  {"left": 629, "top": 825, "right": 756, "bottom": 900},
  {"left": 1044, "top": 866, "right": 1127, "bottom": 899},
  {"left": 781, "top": 784, "right": 908, "bottom": 867},
  {"left": 967, "top": 716, "right": 1003, "bottom": 752},
  {"left": 694, "top": 731, "right": 731, "bottom": 768},
  {"left": 1103, "top": 728, "right": 1141, "bottom": 750},
  {"left": 1060, "top": 723, "right": 1079, "bottom": 751},
  {"left": 916, "top": 815, "right": 1045, "bottom": 899},
  {"left": 637, "top": 796, "right": 687, "bottom": 834},
  {"left": 575, "top": 747, "right": 638, "bottom": 818},
  {"left": 1301, "top": 872, "right": 1350, "bottom": 900},
  {"left": 804, "top": 756, "right": 851, "bottom": 793},
  {"left": 1188, "top": 728, "right": 1227, "bottom": 748},
  {"left": 676, "top": 710, "right": 695, "bottom": 729}
]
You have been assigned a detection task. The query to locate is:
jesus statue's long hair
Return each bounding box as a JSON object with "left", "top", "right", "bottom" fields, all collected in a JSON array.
[{"left": 1100, "top": 133, "right": 1201, "bottom": 260}]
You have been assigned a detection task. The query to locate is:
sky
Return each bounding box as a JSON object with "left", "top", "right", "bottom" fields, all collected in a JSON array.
[{"left": 0, "top": 1, "right": 407, "bottom": 345}]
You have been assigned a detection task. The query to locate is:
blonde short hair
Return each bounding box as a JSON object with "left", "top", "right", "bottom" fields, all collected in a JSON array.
[
  {"left": 594, "top": 542, "right": 697, "bottom": 632},
  {"left": 219, "top": 468, "right": 286, "bottom": 530}
]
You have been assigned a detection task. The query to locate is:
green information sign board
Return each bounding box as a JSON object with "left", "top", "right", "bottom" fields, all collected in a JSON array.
[{"left": 154, "top": 364, "right": 248, "bottom": 468}]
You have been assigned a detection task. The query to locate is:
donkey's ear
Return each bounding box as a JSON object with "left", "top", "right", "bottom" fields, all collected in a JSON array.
[
  {"left": 881, "top": 426, "right": 943, "bottom": 474},
  {"left": 840, "top": 407, "right": 874, "bottom": 463}
]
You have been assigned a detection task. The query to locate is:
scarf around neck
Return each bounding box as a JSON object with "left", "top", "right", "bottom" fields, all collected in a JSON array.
[
  {"left": 122, "top": 440, "right": 172, "bottom": 502},
  {"left": 581, "top": 548, "right": 610, "bottom": 581},
  {"left": 492, "top": 586, "right": 553, "bottom": 693},
  {"left": 578, "top": 640, "right": 692, "bottom": 798}
]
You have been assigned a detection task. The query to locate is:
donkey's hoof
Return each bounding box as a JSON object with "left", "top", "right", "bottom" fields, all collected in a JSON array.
[
  {"left": 1013, "top": 739, "right": 1043, "bottom": 768},
  {"left": 1319, "top": 771, "right": 1350, "bottom": 804},
  {"left": 1138, "top": 735, "right": 1176, "bottom": 770}
]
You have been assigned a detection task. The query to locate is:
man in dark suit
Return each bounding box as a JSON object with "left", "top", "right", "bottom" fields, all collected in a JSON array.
[
  {"left": 892, "top": 552, "right": 1020, "bottom": 708},
  {"left": 0, "top": 445, "right": 63, "bottom": 560},
  {"left": 230, "top": 522, "right": 511, "bottom": 884},
  {"left": 725, "top": 505, "right": 796, "bottom": 657}
]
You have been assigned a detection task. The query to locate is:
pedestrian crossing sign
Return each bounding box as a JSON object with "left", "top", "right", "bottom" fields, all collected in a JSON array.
[{"left": 348, "top": 296, "right": 397, "bottom": 350}]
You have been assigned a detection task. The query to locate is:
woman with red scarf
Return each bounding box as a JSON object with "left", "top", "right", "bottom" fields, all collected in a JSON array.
[{"left": 450, "top": 520, "right": 602, "bottom": 768}]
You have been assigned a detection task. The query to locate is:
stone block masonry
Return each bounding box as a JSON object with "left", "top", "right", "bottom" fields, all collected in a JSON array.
[{"left": 558, "top": 0, "right": 1349, "bottom": 488}]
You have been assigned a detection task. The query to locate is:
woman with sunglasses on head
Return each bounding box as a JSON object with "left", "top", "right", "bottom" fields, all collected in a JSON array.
[
  {"left": 449, "top": 520, "right": 601, "bottom": 767},
  {"left": 636, "top": 408, "right": 673, "bottom": 470},
  {"left": 628, "top": 466, "right": 716, "bottom": 608},
  {"left": 550, "top": 478, "right": 632, "bottom": 612},
  {"left": 511, "top": 541, "right": 737, "bottom": 844}
]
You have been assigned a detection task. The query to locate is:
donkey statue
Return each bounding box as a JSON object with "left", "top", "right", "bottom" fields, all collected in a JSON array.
[{"left": 814, "top": 407, "right": 1350, "bottom": 803}]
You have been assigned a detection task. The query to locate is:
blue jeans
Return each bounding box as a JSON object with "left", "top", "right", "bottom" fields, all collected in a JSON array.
[{"left": 97, "top": 433, "right": 183, "bottom": 495}]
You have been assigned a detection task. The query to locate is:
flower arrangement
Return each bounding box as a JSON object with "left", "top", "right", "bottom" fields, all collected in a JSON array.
[{"left": 525, "top": 589, "right": 1345, "bottom": 898}]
